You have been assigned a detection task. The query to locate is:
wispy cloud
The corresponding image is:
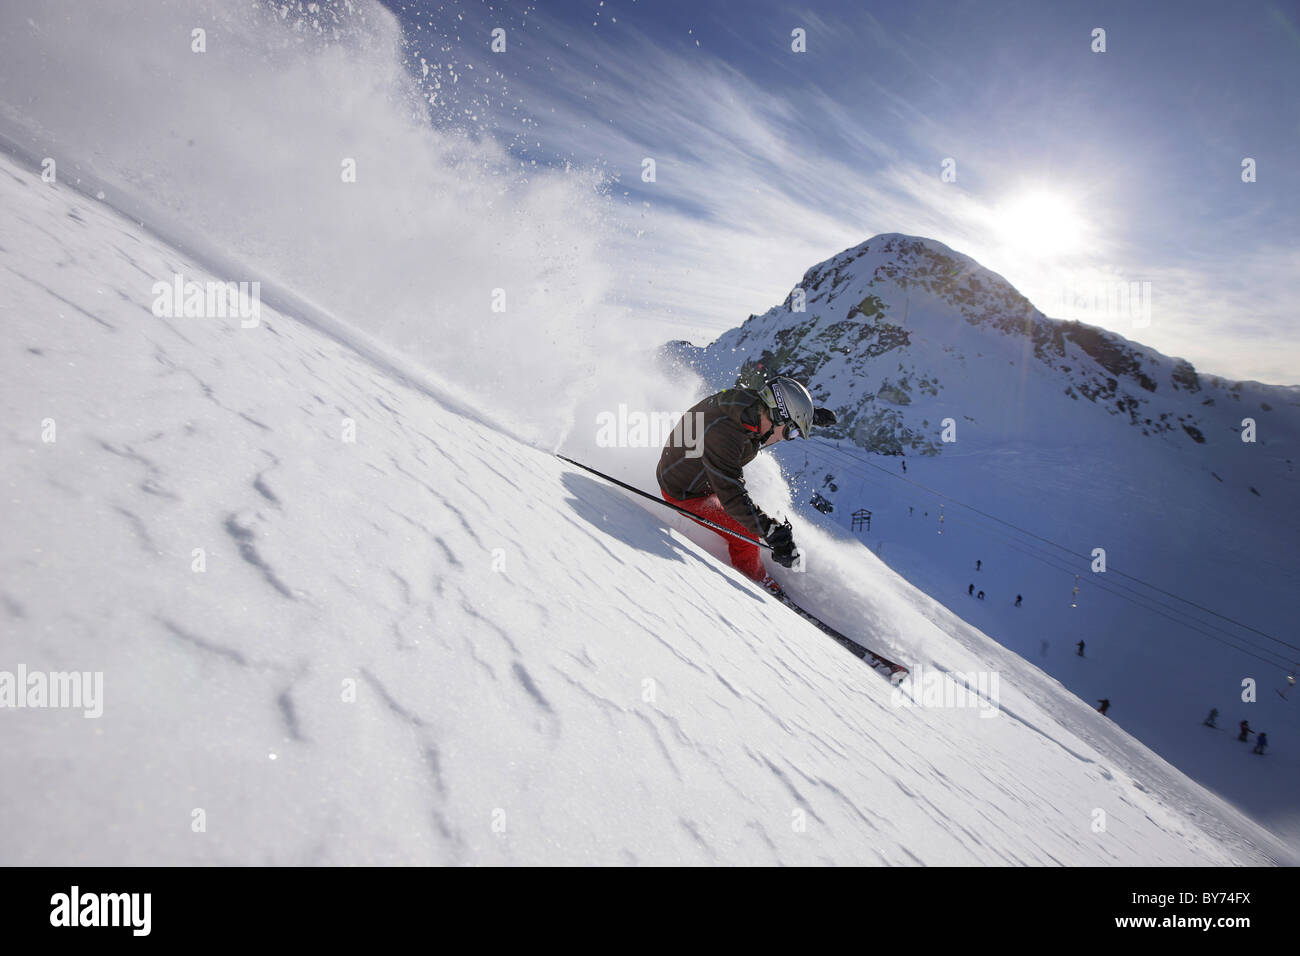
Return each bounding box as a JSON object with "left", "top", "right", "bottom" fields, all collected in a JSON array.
[{"left": 405, "top": 0, "right": 1300, "bottom": 384}]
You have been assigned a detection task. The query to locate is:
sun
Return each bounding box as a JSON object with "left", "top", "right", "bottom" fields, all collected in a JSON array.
[{"left": 993, "top": 190, "right": 1088, "bottom": 258}]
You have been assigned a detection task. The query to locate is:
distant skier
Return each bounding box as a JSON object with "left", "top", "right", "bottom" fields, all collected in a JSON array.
[
  {"left": 1014, "top": 594, "right": 1023, "bottom": 607},
  {"left": 1076, "top": 640, "right": 1085, "bottom": 657},
  {"left": 657, "top": 378, "right": 833, "bottom": 587},
  {"left": 1238, "top": 720, "right": 1252, "bottom": 742},
  {"left": 901, "top": 460, "right": 907, "bottom": 474},
  {"left": 1203, "top": 708, "right": 1218, "bottom": 728},
  {"left": 975, "top": 559, "right": 982, "bottom": 571},
  {"left": 1253, "top": 732, "right": 1268, "bottom": 754},
  {"left": 1097, "top": 698, "right": 1110, "bottom": 716},
  {"left": 909, "top": 506, "right": 914, "bottom": 516},
  {"left": 977, "top": 590, "right": 985, "bottom": 600},
  {"left": 968, "top": 583, "right": 974, "bottom": 596}
]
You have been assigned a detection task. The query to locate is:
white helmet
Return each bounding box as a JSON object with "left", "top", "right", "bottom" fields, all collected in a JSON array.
[{"left": 759, "top": 377, "right": 814, "bottom": 439}]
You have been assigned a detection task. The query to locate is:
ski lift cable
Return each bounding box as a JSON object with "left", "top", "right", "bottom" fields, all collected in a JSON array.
[
  {"left": 934, "top": 510, "right": 1300, "bottom": 669},
  {"left": 802, "top": 438, "right": 1300, "bottom": 655}
]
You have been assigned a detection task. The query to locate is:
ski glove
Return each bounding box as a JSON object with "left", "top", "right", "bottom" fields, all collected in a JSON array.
[
  {"left": 771, "top": 543, "right": 800, "bottom": 569},
  {"left": 764, "top": 519, "right": 793, "bottom": 548},
  {"left": 765, "top": 520, "right": 800, "bottom": 569},
  {"left": 813, "top": 407, "right": 837, "bottom": 427}
]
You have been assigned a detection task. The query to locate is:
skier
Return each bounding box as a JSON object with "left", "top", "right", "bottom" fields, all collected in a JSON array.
[
  {"left": 968, "top": 583, "right": 974, "bottom": 596},
  {"left": 901, "top": 460, "right": 907, "bottom": 474},
  {"left": 977, "top": 590, "right": 985, "bottom": 600},
  {"left": 1238, "top": 720, "right": 1252, "bottom": 742},
  {"left": 1076, "top": 640, "right": 1085, "bottom": 657},
  {"left": 1015, "top": 594, "right": 1023, "bottom": 607},
  {"left": 657, "top": 377, "right": 832, "bottom": 588},
  {"left": 1203, "top": 707, "right": 1218, "bottom": 728},
  {"left": 1253, "top": 732, "right": 1268, "bottom": 754},
  {"left": 1097, "top": 698, "right": 1110, "bottom": 716},
  {"left": 976, "top": 559, "right": 982, "bottom": 571}
]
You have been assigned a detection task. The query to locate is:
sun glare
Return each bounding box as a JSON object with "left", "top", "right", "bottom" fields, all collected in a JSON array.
[{"left": 994, "top": 191, "right": 1088, "bottom": 258}]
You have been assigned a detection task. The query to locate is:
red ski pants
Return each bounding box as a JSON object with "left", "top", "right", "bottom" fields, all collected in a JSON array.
[{"left": 661, "top": 490, "right": 766, "bottom": 582}]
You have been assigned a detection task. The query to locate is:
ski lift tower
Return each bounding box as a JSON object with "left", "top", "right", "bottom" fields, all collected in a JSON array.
[{"left": 851, "top": 509, "right": 871, "bottom": 533}]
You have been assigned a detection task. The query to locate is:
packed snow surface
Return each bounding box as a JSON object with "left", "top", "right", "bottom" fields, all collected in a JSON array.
[{"left": 0, "top": 149, "right": 1291, "bottom": 865}]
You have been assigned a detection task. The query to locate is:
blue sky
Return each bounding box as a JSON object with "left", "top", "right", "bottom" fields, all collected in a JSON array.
[{"left": 384, "top": 0, "right": 1299, "bottom": 384}]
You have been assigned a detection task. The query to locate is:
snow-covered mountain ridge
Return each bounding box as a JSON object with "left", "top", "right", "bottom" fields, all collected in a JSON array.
[{"left": 669, "top": 234, "right": 1299, "bottom": 461}]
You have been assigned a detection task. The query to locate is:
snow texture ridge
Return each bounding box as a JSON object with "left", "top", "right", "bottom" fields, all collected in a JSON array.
[{"left": 1, "top": 149, "right": 1292, "bottom": 866}]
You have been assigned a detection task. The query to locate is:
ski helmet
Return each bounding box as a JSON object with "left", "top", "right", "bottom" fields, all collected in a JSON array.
[{"left": 759, "top": 376, "right": 814, "bottom": 439}]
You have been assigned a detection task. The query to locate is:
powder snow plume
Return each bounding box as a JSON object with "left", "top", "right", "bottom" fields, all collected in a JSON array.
[{"left": 0, "top": 0, "right": 681, "bottom": 445}]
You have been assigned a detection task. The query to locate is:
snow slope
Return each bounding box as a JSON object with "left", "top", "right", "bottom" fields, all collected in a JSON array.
[{"left": 1, "top": 147, "right": 1293, "bottom": 866}]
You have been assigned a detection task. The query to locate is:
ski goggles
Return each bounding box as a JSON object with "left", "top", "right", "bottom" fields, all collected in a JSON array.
[{"left": 782, "top": 423, "right": 802, "bottom": 440}]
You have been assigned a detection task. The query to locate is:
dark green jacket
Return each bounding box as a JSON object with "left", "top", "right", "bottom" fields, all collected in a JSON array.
[{"left": 656, "top": 388, "right": 773, "bottom": 538}]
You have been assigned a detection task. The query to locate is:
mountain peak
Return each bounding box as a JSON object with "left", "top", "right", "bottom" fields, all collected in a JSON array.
[{"left": 671, "top": 235, "right": 1300, "bottom": 458}]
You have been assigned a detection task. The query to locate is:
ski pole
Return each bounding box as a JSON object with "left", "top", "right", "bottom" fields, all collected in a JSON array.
[{"left": 555, "top": 454, "right": 773, "bottom": 551}]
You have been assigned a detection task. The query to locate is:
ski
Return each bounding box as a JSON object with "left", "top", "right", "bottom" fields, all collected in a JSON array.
[{"left": 765, "top": 583, "right": 909, "bottom": 685}]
